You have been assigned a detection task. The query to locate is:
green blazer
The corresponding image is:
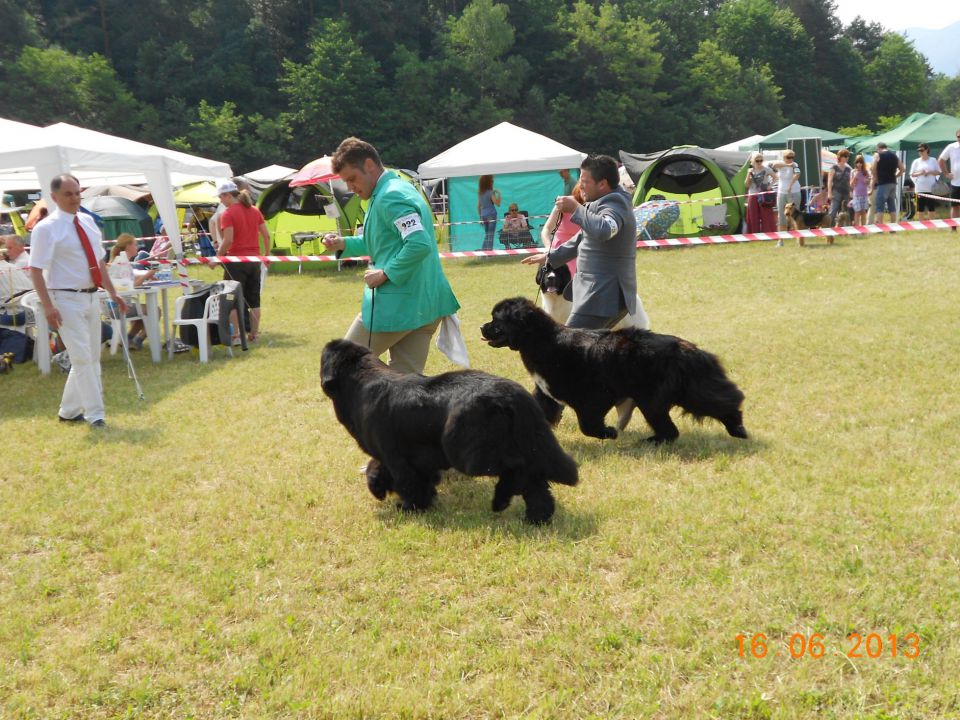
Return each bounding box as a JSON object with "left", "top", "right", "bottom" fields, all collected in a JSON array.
[{"left": 342, "top": 171, "right": 460, "bottom": 332}]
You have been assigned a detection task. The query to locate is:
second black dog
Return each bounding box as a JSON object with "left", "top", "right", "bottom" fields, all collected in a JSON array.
[
  {"left": 321, "top": 339, "right": 578, "bottom": 524},
  {"left": 481, "top": 297, "right": 748, "bottom": 444}
]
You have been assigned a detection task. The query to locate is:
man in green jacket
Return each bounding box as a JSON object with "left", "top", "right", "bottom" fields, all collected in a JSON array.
[{"left": 323, "top": 137, "right": 460, "bottom": 374}]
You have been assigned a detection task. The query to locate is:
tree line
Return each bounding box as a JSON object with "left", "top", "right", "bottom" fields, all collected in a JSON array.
[{"left": 1, "top": 0, "right": 958, "bottom": 173}]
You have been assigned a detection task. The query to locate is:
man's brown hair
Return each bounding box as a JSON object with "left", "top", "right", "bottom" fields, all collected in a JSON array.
[{"left": 331, "top": 137, "right": 383, "bottom": 173}]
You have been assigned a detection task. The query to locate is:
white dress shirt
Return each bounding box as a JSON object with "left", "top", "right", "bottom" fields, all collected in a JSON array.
[{"left": 28, "top": 208, "right": 103, "bottom": 290}]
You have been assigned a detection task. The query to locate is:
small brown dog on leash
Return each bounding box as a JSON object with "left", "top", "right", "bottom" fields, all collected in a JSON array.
[{"left": 784, "top": 202, "right": 834, "bottom": 246}]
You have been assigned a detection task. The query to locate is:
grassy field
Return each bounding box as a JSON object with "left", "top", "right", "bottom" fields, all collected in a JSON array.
[{"left": 2, "top": 230, "right": 960, "bottom": 719}]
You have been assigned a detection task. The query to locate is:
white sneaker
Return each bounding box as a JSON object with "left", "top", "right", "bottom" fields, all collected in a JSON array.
[{"left": 775, "top": 239, "right": 783, "bottom": 248}]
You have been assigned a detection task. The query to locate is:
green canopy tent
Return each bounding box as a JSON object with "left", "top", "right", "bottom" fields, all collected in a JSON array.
[
  {"left": 620, "top": 147, "right": 750, "bottom": 236},
  {"left": 751, "top": 124, "right": 849, "bottom": 150},
  {"left": 845, "top": 112, "right": 960, "bottom": 166}
]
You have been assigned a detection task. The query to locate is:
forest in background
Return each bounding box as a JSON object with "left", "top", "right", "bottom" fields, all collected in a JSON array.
[{"left": 1, "top": 0, "right": 959, "bottom": 173}]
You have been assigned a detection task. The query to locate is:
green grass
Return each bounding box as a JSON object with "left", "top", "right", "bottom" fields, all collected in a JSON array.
[{"left": 3, "top": 231, "right": 960, "bottom": 719}]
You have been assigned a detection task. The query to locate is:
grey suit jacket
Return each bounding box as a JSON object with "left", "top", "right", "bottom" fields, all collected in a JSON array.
[{"left": 547, "top": 187, "right": 637, "bottom": 318}]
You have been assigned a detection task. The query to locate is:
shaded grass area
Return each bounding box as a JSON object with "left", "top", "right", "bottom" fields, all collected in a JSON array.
[{"left": 2, "top": 232, "right": 960, "bottom": 718}]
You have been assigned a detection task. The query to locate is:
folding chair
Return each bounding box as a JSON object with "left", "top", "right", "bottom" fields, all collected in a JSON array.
[{"left": 697, "top": 204, "right": 729, "bottom": 234}]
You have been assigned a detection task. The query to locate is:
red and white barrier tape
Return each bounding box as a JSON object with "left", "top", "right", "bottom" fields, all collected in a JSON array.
[
  {"left": 917, "top": 192, "right": 960, "bottom": 204},
  {"left": 146, "top": 217, "right": 957, "bottom": 265}
]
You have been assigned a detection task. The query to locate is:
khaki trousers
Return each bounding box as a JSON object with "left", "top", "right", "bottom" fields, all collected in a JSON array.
[{"left": 344, "top": 315, "right": 441, "bottom": 375}]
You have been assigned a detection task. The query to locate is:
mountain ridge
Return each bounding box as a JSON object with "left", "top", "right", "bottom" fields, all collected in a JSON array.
[{"left": 902, "top": 21, "right": 960, "bottom": 76}]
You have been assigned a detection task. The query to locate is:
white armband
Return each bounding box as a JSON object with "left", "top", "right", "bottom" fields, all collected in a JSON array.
[{"left": 394, "top": 213, "right": 424, "bottom": 239}]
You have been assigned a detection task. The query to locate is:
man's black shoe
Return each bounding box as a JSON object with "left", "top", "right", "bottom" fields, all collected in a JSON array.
[
  {"left": 58, "top": 413, "right": 85, "bottom": 423},
  {"left": 90, "top": 419, "right": 107, "bottom": 428}
]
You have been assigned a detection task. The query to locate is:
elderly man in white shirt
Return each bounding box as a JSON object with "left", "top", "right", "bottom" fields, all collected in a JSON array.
[{"left": 28, "top": 174, "right": 127, "bottom": 427}]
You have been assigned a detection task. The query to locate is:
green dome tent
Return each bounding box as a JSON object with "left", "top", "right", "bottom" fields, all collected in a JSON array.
[
  {"left": 84, "top": 195, "right": 154, "bottom": 242},
  {"left": 620, "top": 147, "right": 750, "bottom": 237}
]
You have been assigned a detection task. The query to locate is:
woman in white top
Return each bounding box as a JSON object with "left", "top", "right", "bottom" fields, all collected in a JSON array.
[
  {"left": 769, "top": 149, "right": 802, "bottom": 233},
  {"left": 910, "top": 143, "right": 942, "bottom": 221}
]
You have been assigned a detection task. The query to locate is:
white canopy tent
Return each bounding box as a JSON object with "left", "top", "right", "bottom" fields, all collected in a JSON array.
[
  {"left": 714, "top": 134, "right": 764, "bottom": 152},
  {"left": 0, "top": 119, "right": 232, "bottom": 255},
  {"left": 417, "top": 122, "right": 586, "bottom": 178},
  {"left": 239, "top": 164, "right": 295, "bottom": 184}
]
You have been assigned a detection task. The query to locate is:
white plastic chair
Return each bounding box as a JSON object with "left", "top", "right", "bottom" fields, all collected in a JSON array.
[{"left": 172, "top": 280, "right": 240, "bottom": 363}]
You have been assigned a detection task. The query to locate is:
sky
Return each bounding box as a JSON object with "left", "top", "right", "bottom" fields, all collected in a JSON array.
[{"left": 833, "top": 0, "right": 960, "bottom": 31}]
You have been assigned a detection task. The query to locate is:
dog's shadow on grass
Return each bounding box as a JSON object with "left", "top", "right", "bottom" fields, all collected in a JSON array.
[
  {"left": 373, "top": 473, "right": 600, "bottom": 540},
  {"left": 564, "top": 426, "right": 768, "bottom": 464}
]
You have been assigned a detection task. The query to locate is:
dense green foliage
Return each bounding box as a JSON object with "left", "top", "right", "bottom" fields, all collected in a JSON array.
[{"left": 1, "top": 0, "right": 957, "bottom": 171}]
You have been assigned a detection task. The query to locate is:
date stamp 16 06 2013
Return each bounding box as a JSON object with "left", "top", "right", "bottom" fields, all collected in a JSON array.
[{"left": 736, "top": 632, "right": 921, "bottom": 660}]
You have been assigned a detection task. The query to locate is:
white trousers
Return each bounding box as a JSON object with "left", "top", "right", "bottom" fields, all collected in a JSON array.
[
  {"left": 542, "top": 292, "right": 650, "bottom": 330},
  {"left": 51, "top": 290, "right": 105, "bottom": 422}
]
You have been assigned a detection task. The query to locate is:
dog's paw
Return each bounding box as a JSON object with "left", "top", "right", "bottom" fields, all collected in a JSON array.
[
  {"left": 603, "top": 426, "right": 618, "bottom": 440},
  {"left": 728, "top": 425, "right": 749, "bottom": 439},
  {"left": 396, "top": 499, "right": 429, "bottom": 513},
  {"left": 492, "top": 495, "right": 512, "bottom": 513},
  {"left": 645, "top": 434, "right": 674, "bottom": 445},
  {"left": 367, "top": 476, "right": 389, "bottom": 500}
]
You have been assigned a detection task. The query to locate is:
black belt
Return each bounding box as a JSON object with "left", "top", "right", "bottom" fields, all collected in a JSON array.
[{"left": 51, "top": 287, "right": 98, "bottom": 293}]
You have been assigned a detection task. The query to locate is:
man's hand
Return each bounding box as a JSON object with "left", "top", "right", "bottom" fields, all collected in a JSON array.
[
  {"left": 364, "top": 269, "right": 388, "bottom": 288},
  {"left": 44, "top": 305, "right": 62, "bottom": 330},
  {"left": 520, "top": 253, "right": 547, "bottom": 266},
  {"left": 555, "top": 195, "right": 580, "bottom": 214},
  {"left": 111, "top": 295, "right": 129, "bottom": 315},
  {"left": 322, "top": 233, "right": 345, "bottom": 253}
]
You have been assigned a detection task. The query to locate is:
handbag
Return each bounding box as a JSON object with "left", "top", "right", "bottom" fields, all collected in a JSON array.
[
  {"left": 758, "top": 191, "right": 776, "bottom": 208},
  {"left": 931, "top": 179, "right": 951, "bottom": 197}
]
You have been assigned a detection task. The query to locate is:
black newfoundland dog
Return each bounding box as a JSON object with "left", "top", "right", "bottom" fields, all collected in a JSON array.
[
  {"left": 320, "top": 339, "right": 578, "bottom": 524},
  {"left": 480, "top": 298, "right": 748, "bottom": 444}
]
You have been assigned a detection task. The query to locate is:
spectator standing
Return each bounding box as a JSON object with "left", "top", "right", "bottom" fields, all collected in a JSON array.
[
  {"left": 744, "top": 153, "right": 777, "bottom": 233},
  {"left": 827, "top": 149, "right": 853, "bottom": 225},
  {"left": 937, "top": 129, "right": 960, "bottom": 231},
  {"left": 477, "top": 175, "right": 501, "bottom": 251},
  {"left": 871, "top": 142, "right": 905, "bottom": 223},
  {"left": 911, "top": 144, "right": 941, "bottom": 221},
  {"left": 27, "top": 174, "right": 128, "bottom": 427},
  {"left": 850, "top": 154, "right": 871, "bottom": 226},
  {"left": 523, "top": 154, "right": 637, "bottom": 329},
  {"left": 322, "top": 137, "right": 461, "bottom": 374},
  {"left": 559, "top": 169, "right": 577, "bottom": 196},
  {"left": 217, "top": 181, "right": 271, "bottom": 343},
  {"left": 770, "top": 149, "right": 801, "bottom": 237}
]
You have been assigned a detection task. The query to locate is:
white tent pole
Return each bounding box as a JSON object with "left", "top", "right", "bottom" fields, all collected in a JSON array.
[{"left": 145, "top": 159, "right": 183, "bottom": 257}]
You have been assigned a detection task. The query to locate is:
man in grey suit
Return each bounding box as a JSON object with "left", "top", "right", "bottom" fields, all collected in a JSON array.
[{"left": 526, "top": 155, "right": 637, "bottom": 329}]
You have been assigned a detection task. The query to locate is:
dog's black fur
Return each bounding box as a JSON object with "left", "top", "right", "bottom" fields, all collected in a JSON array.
[
  {"left": 480, "top": 298, "right": 748, "bottom": 444},
  {"left": 320, "top": 339, "right": 578, "bottom": 524}
]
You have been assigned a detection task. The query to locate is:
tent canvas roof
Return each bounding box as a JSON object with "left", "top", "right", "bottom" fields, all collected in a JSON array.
[
  {"left": 713, "top": 134, "right": 763, "bottom": 152},
  {"left": 240, "top": 164, "right": 295, "bottom": 184},
  {"left": 756, "top": 124, "right": 849, "bottom": 149},
  {"left": 417, "top": 122, "right": 585, "bottom": 179},
  {"left": 846, "top": 112, "right": 960, "bottom": 154},
  {"left": 0, "top": 118, "right": 231, "bottom": 254},
  {"left": 619, "top": 146, "right": 750, "bottom": 185}
]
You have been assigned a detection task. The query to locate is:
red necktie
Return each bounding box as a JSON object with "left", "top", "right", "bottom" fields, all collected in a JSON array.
[{"left": 74, "top": 216, "right": 103, "bottom": 288}]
